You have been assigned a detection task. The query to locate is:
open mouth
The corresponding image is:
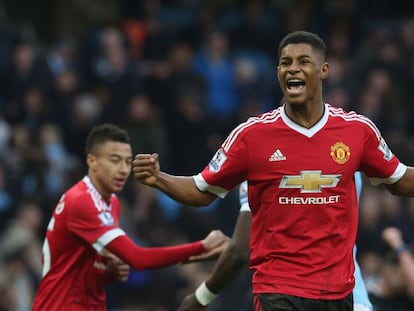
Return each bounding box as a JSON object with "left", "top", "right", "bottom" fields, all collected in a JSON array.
[
  {"left": 287, "top": 79, "right": 305, "bottom": 92},
  {"left": 115, "top": 179, "right": 126, "bottom": 187}
]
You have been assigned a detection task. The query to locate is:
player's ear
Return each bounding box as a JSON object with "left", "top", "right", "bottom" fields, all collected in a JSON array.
[
  {"left": 87, "top": 154, "right": 97, "bottom": 170},
  {"left": 321, "top": 62, "right": 329, "bottom": 80}
]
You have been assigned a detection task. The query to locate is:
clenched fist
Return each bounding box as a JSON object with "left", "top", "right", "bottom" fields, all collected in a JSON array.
[{"left": 132, "top": 153, "right": 160, "bottom": 186}]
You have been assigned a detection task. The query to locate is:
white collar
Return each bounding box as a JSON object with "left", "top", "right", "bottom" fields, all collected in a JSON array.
[{"left": 280, "top": 103, "right": 329, "bottom": 138}]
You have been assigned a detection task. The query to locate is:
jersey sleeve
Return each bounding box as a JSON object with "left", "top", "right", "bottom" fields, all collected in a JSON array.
[
  {"left": 195, "top": 124, "right": 250, "bottom": 198},
  {"left": 359, "top": 123, "right": 407, "bottom": 185},
  {"left": 66, "top": 193, "right": 125, "bottom": 253},
  {"left": 105, "top": 235, "right": 205, "bottom": 271}
]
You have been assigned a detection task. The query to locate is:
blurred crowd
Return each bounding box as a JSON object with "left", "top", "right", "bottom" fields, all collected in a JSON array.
[{"left": 1, "top": 0, "right": 414, "bottom": 310}]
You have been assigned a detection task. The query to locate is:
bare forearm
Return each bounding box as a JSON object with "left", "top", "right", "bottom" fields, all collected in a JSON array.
[
  {"left": 133, "top": 153, "right": 217, "bottom": 206},
  {"left": 387, "top": 167, "right": 414, "bottom": 196},
  {"left": 153, "top": 172, "right": 216, "bottom": 207},
  {"left": 206, "top": 212, "right": 251, "bottom": 293},
  {"left": 205, "top": 244, "right": 249, "bottom": 293}
]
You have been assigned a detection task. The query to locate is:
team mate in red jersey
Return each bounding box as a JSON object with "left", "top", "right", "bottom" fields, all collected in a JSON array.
[
  {"left": 132, "top": 31, "right": 414, "bottom": 311},
  {"left": 31, "top": 124, "right": 228, "bottom": 311}
]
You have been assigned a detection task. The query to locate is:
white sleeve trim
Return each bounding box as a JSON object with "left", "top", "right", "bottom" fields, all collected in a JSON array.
[
  {"left": 92, "top": 228, "right": 126, "bottom": 253},
  {"left": 239, "top": 181, "right": 251, "bottom": 212},
  {"left": 240, "top": 202, "right": 251, "bottom": 212},
  {"left": 193, "top": 173, "right": 229, "bottom": 199},
  {"left": 368, "top": 162, "right": 407, "bottom": 186}
]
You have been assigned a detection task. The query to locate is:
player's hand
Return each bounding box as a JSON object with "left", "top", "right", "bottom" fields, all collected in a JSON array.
[
  {"left": 185, "top": 239, "right": 230, "bottom": 263},
  {"left": 201, "top": 230, "right": 230, "bottom": 253},
  {"left": 103, "top": 251, "right": 130, "bottom": 282},
  {"left": 382, "top": 227, "right": 404, "bottom": 250},
  {"left": 177, "top": 294, "right": 206, "bottom": 311},
  {"left": 132, "top": 153, "right": 160, "bottom": 186}
]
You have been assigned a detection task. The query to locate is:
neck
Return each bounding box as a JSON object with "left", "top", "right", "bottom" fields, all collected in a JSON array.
[
  {"left": 284, "top": 101, "right": 325, "bottom": 129},
  {"left": 87, "top": 174, "right": 111, "bottom": 203}
]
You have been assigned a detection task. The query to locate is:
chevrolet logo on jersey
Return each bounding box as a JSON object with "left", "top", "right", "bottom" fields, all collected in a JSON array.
[{"left": 279, "top": 170, "right": 341, "bottom": 193}]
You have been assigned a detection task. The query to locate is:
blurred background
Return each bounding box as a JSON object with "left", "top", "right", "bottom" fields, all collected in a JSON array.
[{"left": 1, "top": 0, "right": 414, "bottom": 310}]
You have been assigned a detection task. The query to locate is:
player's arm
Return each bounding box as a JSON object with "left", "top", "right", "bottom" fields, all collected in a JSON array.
[
  {"left": 386, "top": 167, "right": 414, "bottom": 196},
  {"left": 132, "top": 153, "right": 216, "bottom": 206},
  {"left": 105, "top": 229, "right": 228, "bottom": 271},
  {"left": 178, "top": 211, "right": 251, "bottom": 310},
  {"left": 204, "top": 211, "right": 251, "bottom": 293},
  {"left": 184, "top": 240, "right": 229, "bottom": 263}
]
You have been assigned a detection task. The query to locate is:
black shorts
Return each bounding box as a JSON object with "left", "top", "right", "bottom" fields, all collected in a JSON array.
[{"left": 253, "top": 293, "right": 353, "bottom": 311}]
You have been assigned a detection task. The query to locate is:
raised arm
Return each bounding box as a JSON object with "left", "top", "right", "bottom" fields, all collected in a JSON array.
[{"left": 132, "top": 153, "right": 216, "bottom": 206}]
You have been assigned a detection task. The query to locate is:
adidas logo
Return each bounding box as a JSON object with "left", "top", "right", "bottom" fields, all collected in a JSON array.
[{"left": 269, "top": 149, "right": 286, "bottom": 161}]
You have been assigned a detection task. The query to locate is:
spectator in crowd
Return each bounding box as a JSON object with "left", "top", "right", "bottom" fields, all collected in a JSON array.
[
  {"left": 192, "top": 29, "right": 238, "bottom": 135},
  {"left": 0, "top": 201, "right": 43, "bottom": 311},
  {"left": 367, "top": 227, "right": 414, "bottom": 310}
]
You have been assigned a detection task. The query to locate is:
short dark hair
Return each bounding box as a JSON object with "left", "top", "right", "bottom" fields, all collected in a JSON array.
[
  {"left": 85, "top": 123, "right": 130, "bottom": 154},
  {"left": 278, "top": 31, "right": 326, "bottom": 60}
]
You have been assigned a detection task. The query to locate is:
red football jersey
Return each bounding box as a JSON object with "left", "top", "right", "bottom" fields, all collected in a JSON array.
[
  {"left": 194, "top": 104, "right": 406, "bottom": 300},
  {"left": 32, "top": 176, "right": 126, "bottom": 311}
]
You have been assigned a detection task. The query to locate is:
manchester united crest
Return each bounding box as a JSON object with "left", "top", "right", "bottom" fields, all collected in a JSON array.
[{"left": 330, "top": 142, "right": 350, "bottom": 164}]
